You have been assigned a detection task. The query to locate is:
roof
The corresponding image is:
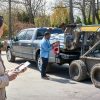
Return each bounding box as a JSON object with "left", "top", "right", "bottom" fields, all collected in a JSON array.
[{"left": 80, "top": 25, "right": 100, "bottom": 32}]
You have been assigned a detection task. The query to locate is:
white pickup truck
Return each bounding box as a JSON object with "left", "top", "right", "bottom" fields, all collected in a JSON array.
[{"left": 6, "top": 26, "right": 82, "bottom": 71}]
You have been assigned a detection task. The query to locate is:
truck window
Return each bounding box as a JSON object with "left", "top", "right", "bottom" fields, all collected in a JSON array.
[
  {"left": 36, "top": 29, "right": 48, "bottom": 39},
  {"left": 17, "top": 30, "right": 27, "bottom": 40},
  {"left": 50, "top": 29, "right": 63, "bottom": 34},
  {"left": 25, "top": 30, "right": 34, "bottom": 40}
]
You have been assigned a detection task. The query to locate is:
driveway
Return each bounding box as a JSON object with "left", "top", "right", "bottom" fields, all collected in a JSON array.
[{"left": 1, "top": 51, "right": 100, "bottom": 100}]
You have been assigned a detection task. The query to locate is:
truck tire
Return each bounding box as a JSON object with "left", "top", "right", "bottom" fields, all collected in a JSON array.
[
  {"left": 36, "top": 54, "right": 51, "bottom": 72},
  {"left": 91, "top": 64, "right": 100, "bottom": 88},
  {"left": 69, "top": 60, "right": 87, "bottom": 81},
  {"left": 36, "top": 54, "right": 42, "bottom": 72},
  {"left": 6, "top": 48, "right": 15, "bottom": 62}
]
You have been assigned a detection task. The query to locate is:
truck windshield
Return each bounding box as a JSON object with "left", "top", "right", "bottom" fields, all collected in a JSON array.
[
  {"left": 49, "top": 29, "right": 64, "bottom": 34},
  {"left": 37, "top": 28, "right": 64, "bottom": 39},
  {"left": 37, "top": 28, "right": 63, "bottom": 35}
]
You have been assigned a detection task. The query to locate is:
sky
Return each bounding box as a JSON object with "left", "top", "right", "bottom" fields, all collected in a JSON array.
[
  {"left": 15, "top": 0, "right": 79, "bottom": 16},
  {"left": 45, "top": 0, "right": 80, "bottom": 17},
  {"left": 45, "top": 0, "right": 56, "bottom": 15}
]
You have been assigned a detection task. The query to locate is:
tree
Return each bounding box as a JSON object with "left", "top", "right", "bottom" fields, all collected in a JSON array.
[
  {"left": 35, "top": 16, "right": 50, "bottom": 27},
  {"left": 71, "top": 0, "right": 94, "bottom": 24},
  {"left": 69, "top": 0, "right": 74, "bottom": 23},
  {"left": 17, "top": 12, "right": 29, "bottom": 23},
  {"left": 50, "top": 2, "right": 69, "bottom": 27},
  {"left": 23, "top": 0, "right": 46, "bottom": 24},
  {"left": 75, "top": 16, "right": 82, "bottom": 24},
  {"left": 63, "top": 0, "right": 97, "bottom": 24}
]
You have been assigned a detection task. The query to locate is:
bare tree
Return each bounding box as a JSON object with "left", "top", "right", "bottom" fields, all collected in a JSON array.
[
  {"left": 23, "top": 0, "right": 33, "bottom": 23},
  {"left": 63, "top": 0, "right": 98, "bottom": 24},
  {"left": 73, "top": 0, "right": 93, "bottom": 24},
  {"left": 0, "top": 0, "right": 25, "bottom": 38},
  {"left": 23, "top": 0, "right": 46, "bottom": 24},
  {"left": 9, "top": 0, "right": 12, "bottom": 39},
  {"left": 69, "top": 0, "right": 74, "bottom": 23}
]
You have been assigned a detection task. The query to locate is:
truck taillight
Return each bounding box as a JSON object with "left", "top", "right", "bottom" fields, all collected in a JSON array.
[
  {"left": 52, "top": 41, "right": 60, "bottom": 55},
  {"left": 53, "top": 46, "right": 59, "bottom": 54}
]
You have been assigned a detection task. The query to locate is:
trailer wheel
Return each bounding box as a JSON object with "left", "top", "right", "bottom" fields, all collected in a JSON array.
[
  {"left": 69, "top": 60, "right": 87, "bottom": 81},
  {"left": 91, "top": 64, "right": 100, "bottom": 88}
]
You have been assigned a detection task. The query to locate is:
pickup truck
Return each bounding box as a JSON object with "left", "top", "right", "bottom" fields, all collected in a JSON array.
[
  {"left": 6, "top": 27, "right": 64, "bottom": 71},
  {"left": 6, "top": 26, "right": 83, "bottom": 72}
]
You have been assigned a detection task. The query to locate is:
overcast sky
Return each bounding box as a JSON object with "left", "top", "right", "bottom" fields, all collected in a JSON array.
[{"left": 45, "top": 0, "right": 56, "bottom": 15}]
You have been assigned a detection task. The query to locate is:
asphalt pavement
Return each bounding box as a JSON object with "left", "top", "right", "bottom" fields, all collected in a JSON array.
[{"left": 1, "top": 51, "right": 100, "bottom": 100}]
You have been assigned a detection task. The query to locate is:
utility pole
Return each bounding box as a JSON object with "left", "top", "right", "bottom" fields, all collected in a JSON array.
[
  {"left": 9, "top": 0, "right": 12, "bottom": 39},
  {"left": 69, "top": 0, "right": 74, "bottom": 24}
]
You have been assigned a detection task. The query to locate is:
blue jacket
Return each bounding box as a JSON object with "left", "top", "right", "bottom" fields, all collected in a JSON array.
[{"left": 40, "top": 38, "right": 52, "bottom": 58}]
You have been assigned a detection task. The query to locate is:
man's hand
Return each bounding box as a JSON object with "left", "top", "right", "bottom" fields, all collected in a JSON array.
[
  {"left": 19, "top": 67, "right": 27, "bottom": 73},
  {"left": 7, "top": 70, "right": 18, "bottom": 81},
  {"left": 14, "top": 63, "right": 27, "bottom": 73}
]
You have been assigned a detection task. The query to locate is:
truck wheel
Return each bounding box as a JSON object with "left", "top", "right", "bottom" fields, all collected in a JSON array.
[
  {"left": 69, "top": 60, "right": 87, "bottom": 81},
  {"left": 37, "top": 54, "right": 42, "bottom": 72},
  {"left": 91, "top": 64, "right": 100, "bottom": 88},
  {"left": 6, "top": 48, "right": 15, "bottom": 62},
  {"left": 36, "top": 54, "right": 51, "bottom": 72}
]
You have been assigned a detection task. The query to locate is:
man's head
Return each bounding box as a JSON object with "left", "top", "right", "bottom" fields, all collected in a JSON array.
[
  {"left": 44, "top": 32, "right": 51, "bottom": 40},
  {"left": 0, "top": 16, "right": 3, "bottom": 37}
]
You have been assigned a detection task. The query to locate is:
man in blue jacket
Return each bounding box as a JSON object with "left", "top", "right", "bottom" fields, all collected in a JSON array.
[{"left": 40, "top": 32, "right": 52, "bottom": 80}]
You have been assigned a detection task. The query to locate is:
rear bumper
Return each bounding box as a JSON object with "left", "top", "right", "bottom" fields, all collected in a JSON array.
[{"left": 56, "top": 53, "right": 80, "bottom": 64}]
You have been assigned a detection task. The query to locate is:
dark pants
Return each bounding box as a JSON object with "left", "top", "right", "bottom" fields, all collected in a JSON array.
[{"left": 41, "top": 57, "right": 48, "bottom": 77}]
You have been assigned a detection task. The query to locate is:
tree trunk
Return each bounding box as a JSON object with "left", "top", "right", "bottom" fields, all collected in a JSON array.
[
  {"left": 9, "top": 0, "right": 12, "bottom": 39},
  {"left": 82, "top": 0, "right": 87, "bottom": 24},
  {"left": 25, "top": 0, "right": 34, "bottom": 24},
  {"left": 69, "top": 0, "right": 74, "bottom": 24},
  {"left": 95, "top": 0, "right": 100, "bottom": 24},
  {"left": 88, "top": 1, "right": 92, "bottom": 24},
  {"left": 28, "top": 0, "right": 34, "bottom": 24},
  {"left": 92, "top": 0, "right": 96, "bottom": 24},
  {"left": 82, "top": 9, "right": 87, "bottom": 24}
]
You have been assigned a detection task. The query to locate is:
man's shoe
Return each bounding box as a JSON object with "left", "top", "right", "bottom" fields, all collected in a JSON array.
[
  {"left": 42, "top": 76, "right": 49, "bottom": 80},
  {"left": 45, "top": 75, "right": 50, "bottom": 78}
]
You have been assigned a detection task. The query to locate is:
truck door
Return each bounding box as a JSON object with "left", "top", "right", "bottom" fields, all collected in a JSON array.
[
  {"left": 20, "top": 30, "right": 35, "bottom": 59},
  {"left": 12, "top": 30, "right": 27, "bottom": 57}
]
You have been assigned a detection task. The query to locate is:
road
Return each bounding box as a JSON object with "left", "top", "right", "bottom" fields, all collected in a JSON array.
[{"left": 1, "top": 51, "right": 100, "bottom": 100}]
